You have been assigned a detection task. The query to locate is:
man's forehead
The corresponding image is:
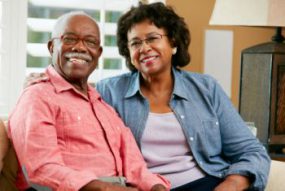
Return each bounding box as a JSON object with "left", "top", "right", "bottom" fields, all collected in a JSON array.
[
  {"left": 61, "top": 15, "right": 100, "bottom": 35},
  {"left": 65, "top": 15, "right": 98, "bottom": 27}
]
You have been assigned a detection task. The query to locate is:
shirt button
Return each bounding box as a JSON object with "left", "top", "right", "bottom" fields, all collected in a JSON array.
[
  {"left": 215, "top": 121, "right": 219, "bottom": 125},
  {"left": 218, "top": 173, "right": 222, "bottom": 177},
  {"left": 77, "top": 116, "right": 81, "bottom": 120},
  {"left": 69, "top": 182, "right": 74, "bottom": 187},
  {"left": 180, "top": 115, "right": 185, "bottom": 119},
  {"left": 190, "top": 137, "right": 194, "bottom": 141},
  {"left": 199, "top": 161, "right": 203, "bottom": 165}
]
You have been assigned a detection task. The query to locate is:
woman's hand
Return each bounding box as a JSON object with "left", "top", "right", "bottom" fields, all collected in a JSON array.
[
  {"left": 214, "top": 174, "right": 250, "bottom": 191},
  {"left": 23, "top": 72, "right": 48, "bottom": 88}
]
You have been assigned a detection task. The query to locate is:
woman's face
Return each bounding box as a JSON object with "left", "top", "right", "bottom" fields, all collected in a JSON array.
[{"left": 127, "top": 20, "right": 174, "bottom": 76}]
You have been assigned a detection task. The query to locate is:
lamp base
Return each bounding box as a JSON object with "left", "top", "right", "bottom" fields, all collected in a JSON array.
[
  {"left": 272, "top": 27, "right": 285, "bottom": 43},
  {"left": 239, "top": 41, "right": 285, "bottom": 155}
]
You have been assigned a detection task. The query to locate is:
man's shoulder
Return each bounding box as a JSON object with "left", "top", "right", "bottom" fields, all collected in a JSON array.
[{"left": 22, "top": 81, "right": 54, "bottom": 98}]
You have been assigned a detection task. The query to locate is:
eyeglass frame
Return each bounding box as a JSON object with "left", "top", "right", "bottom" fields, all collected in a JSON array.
[
  {"left": 127, "top": 33, "right": 168, "bottom": 51},
  {"left": 51, "top": 33, "right": 101, "bottom": 49}
]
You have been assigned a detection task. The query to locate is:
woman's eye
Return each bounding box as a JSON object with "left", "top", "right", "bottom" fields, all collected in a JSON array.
[
  {"left": 147, "top": 37, "right": 158, "bottom": 42},
  {"left": 131, "top": 41, "right": 141, "bottom": 47}
]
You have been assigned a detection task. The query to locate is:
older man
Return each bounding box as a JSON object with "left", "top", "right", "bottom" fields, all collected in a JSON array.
[{"left": 8, "top": 11, "right": 170, "bottom": 191}]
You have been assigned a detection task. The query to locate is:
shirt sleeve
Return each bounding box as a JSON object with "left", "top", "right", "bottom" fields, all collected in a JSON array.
[
  {"left": 119, "top": 124, "right": 171, "bottom": 190},
  {"left": 209, "top": 76, "right": 271, "bottom": 189},
  {"left": 8, "top": 88, "right": 97, "bottom": 191}
]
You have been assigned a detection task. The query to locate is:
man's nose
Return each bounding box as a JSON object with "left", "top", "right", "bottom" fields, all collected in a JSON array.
[{"left": 72, "top": 39, "right": 88, "bottom": 52}]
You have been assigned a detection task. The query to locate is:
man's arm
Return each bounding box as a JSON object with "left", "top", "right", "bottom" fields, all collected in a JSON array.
[
  {"left": 9, "top": 87, "right": 145, "bottom": 191},
  {"left": 118, "top": 123, "right": 170, "bottom": 191},
  {"left": 9, "top": 89, "right": 98, "bottom": 191},
  {"left": 79, "top": 180, "right": 138, "bottom": 191}
]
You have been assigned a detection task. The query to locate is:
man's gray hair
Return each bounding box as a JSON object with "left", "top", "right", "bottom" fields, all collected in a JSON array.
[{"left": 51, "top": 11, "right": 97, "bottom": 38}]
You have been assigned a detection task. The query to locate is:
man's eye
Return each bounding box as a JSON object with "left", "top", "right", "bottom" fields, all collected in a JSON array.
[
  {"left": 63, "top": 37, "right": 77, "bottom": 44},
  {"left": 85, "top": 39, "right": 98, "bottom": 47}
]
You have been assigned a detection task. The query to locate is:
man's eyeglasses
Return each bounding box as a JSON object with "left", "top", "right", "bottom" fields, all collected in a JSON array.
[
  {"left": 52, "top": 34, "right": 100, "bottom": 49},
  {"left": 128, "top": 33, "right": 168, "bottom": 51}
]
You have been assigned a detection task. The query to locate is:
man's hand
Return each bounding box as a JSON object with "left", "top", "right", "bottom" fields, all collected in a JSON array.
[
  {"left": 79, "top": 180, "right": 139, "bottom": 191},
  {"left": 23, "top": 72, "right": 48, "bottom": 88},
  {"left": 214, "top": 174, "right": 251, "bottom": 191},
  {"left": 151, "top": 184, "right": 168, "bottom": 191}
]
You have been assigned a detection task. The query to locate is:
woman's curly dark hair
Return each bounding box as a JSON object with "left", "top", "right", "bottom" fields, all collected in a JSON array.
[{"left": 117, "top": 2, "right": 191, "bottom": 71}]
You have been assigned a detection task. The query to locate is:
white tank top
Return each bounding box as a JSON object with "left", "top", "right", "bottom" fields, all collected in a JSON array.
[{"left": 141, "top": 112, "right": 205, "bottom": 188}]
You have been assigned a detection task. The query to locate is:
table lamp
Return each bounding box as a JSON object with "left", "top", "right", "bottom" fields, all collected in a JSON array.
[{"left": 209, "top": 0, "right": 285, "bottom": 157}]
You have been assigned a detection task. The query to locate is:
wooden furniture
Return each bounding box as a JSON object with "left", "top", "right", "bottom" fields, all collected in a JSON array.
[{"left": 239, "top": 41, "right": 285, "bottom": 156}]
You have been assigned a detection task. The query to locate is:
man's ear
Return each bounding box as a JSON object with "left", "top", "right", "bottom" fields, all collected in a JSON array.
[
  {"left": 98, "top": 46, "right": 103, "bottom": 57},
  {"left": 47, "top": 40, "right": 53, "bottom": 55}
]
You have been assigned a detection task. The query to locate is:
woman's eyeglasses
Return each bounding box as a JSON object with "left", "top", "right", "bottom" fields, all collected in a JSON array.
[{"left": 128, "top": 33, "right": 168, "bottom": 51}]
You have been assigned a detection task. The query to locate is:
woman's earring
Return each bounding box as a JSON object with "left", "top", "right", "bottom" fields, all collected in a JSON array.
[{"left": 172, "top": 47, "right": 177, "bottom": 55}]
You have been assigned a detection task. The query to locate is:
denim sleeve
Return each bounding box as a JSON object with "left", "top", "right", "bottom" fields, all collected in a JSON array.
[
  {"left": 209, "top": 76, "right": 271, "bottom": 190},
  {"left": 96, "top": 81, "right": 106, "bottom": 97},
  {"left": 96, "top": 80, "right": 113, "bottom": 105}
]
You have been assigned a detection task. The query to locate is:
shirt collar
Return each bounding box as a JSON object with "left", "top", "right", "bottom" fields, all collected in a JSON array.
[
  {"left": 171, "top": 67, "right": 189, "bottom": 101},
  {"left": 125, "top": 72, "right": 141, "bottom": 98},
  {"left": 46, "top": 65, "right": 101, "bottom": 101},
  {"left": 124, "top": 67, "right": 189, "bottom": 101}
]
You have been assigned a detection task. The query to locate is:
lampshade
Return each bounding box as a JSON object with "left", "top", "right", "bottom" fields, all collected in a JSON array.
[{"left": 209, "top": 0, "right": 285, "bottom": 27}]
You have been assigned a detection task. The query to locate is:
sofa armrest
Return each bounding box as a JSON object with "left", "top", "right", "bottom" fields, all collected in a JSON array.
[
  {"left": 265, "top": 160, "right": 285, "bottom": 191},
  {"left": 0, "top": 119, "right": 9, "bottom": 172}
]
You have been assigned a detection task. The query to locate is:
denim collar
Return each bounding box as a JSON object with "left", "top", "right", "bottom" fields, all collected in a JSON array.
[{"left": 124, "top": 67, "right": 189, "bottom": 101}]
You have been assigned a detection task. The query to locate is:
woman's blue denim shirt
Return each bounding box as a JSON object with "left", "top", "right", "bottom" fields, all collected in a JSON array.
[{"left": 96, "top": 67, "right": 270, "bottom": 190}]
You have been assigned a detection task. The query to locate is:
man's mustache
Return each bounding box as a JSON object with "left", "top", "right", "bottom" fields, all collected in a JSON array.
[{"left": 64, "top": 52, "right": 92, "bottom": 62}]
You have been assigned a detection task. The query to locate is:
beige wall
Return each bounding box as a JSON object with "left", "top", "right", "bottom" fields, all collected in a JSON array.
[{"left": 166, "top": 0, "right": 275, "bottom": 107}]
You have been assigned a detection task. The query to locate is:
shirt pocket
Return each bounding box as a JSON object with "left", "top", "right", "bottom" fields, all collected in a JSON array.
[
  {"left": 202, "top": 120, "right": 222, "bottom": 156},
  {"left": 60, "top": 111, "right": 101, "bottom": 152}
]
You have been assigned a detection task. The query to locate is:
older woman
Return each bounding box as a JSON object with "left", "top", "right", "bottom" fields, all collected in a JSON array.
[{"left": 96, "top": 2, "right": 270, "bottom": 191}]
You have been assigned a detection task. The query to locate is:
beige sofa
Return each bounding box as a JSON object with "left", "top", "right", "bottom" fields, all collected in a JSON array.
[
  {"left": 0, "top": 120, "right": 18, "bottom": 191},
  {"left": 265, "top": 160, "right": 285, "bottom": 191},
  {"left": 0, "top": 119, "right": 9, "bottom": 171},
  {"left": 1, "top": 117, "right": 285, "bottom": 190}
]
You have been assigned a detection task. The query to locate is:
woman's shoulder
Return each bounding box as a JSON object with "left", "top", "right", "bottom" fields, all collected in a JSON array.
[
  {"left": 177, "top": 69, "right": 218, "bottom": 88},
  {"left": 96, "top": 72, "right": 135, "bottom": 89}
]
